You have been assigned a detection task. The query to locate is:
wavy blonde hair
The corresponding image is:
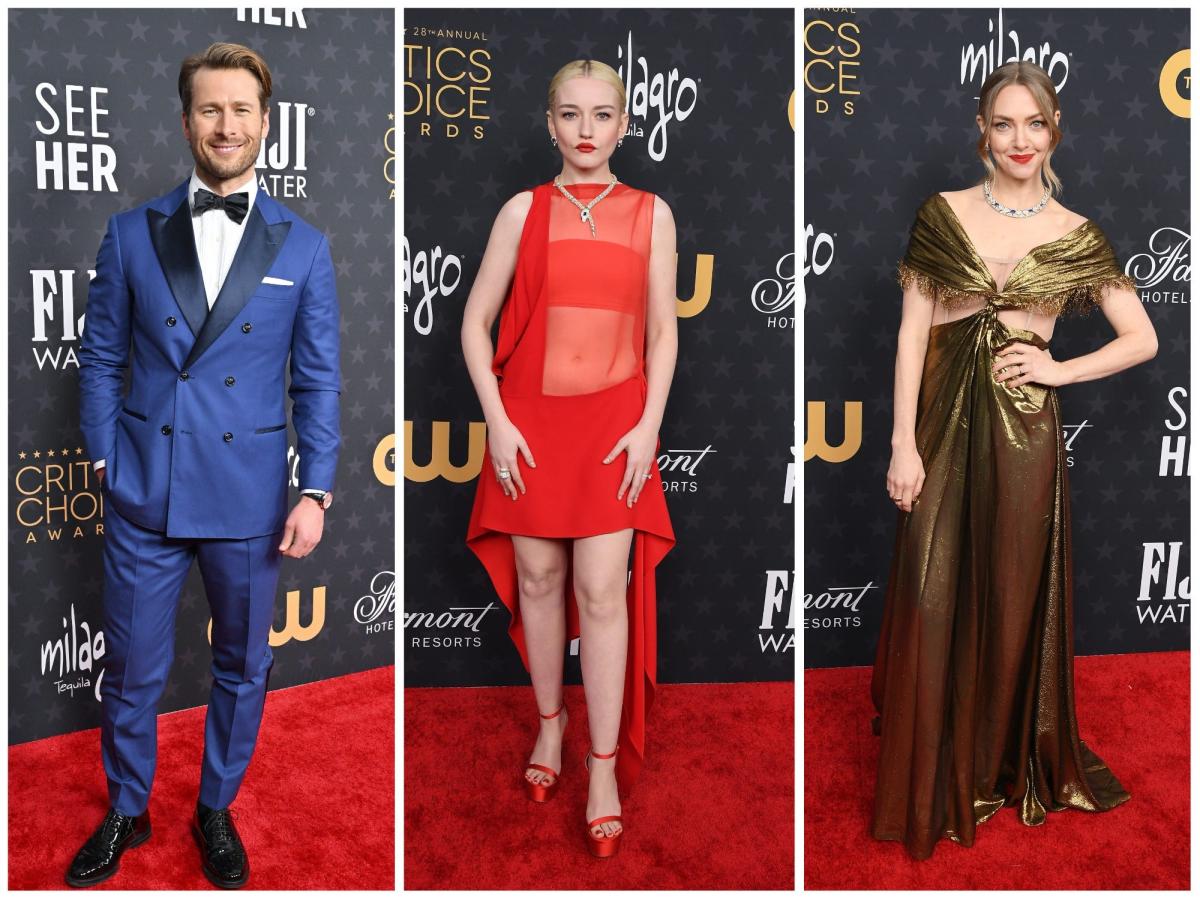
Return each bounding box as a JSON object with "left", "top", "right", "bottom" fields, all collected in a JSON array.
[
  {"left": 975, "top": 61, "right": 1063, "bottom": 197},
  {"left": 547, "top": 59, "right": 626, "bottom": 112}
]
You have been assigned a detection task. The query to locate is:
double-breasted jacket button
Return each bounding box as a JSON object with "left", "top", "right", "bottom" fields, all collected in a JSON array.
[
  {"left": 225, "top": 376, "right": 236, "bottom": 386},
  {"left": 223, "top": 432, "right": 234, "bottom": 442},
  {"left": 161, "top": 425, "right": 172, "bottom": 436},
  {"left": 241, "top": 322, "right": 252, "bottom": 333},
  {"left": 179, "top": 371, "right": 189, "bottom": 381},
  {"left": 166, "top": 316, "right": 177, "bottom": 326}
]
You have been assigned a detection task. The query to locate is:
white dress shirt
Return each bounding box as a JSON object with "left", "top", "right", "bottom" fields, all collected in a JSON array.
[{"left": 189, "top": 168, "right": 260, "bottom": 309}]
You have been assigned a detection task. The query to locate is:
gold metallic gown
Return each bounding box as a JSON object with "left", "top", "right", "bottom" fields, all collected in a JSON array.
[{"left": 870, "top": 193, "right": 1136, "bottom": 860}]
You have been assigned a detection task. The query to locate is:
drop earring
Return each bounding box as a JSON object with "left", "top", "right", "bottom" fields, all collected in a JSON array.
[
  {"left": 617, "top": 138, "right": 623, "bottom": 148},
  {"left": 551, "top": 136, "right": 558, "bottom": 147}
]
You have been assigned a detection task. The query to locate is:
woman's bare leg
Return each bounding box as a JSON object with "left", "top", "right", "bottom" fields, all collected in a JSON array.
[
  {"left": 573, "top": 528, "right": 634, "bottom": 839},
  {"left": 512, "top": 534, "right": 570, "bottom": 786}
]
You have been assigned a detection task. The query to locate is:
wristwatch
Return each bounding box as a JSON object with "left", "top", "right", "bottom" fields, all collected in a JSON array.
[{"left": 301, "top": 490, "right": 333, "bottom": 510}]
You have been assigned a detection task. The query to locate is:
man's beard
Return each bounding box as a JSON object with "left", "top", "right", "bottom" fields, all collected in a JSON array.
[{"left": 192, "top": 136, "right": 261, "bottom": 186}]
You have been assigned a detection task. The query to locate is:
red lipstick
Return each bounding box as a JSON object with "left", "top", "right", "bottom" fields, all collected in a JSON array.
[
  {"left": 1008, "top": 153, "right": 1034, "bottom": 164},
  {"left": 577, "top": 142, "right": 595, "bottom": 153}
]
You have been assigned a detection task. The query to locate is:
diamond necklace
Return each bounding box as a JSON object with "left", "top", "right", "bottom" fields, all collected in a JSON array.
[
  {"left": 982, "top": 177, "right": 1050, "bottom": 218},
  {"left": 553, "top": 173, "right": 618, "bottom": 238}
]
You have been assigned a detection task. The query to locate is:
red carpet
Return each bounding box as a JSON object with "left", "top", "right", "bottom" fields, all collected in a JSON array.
[
  {"left": 404, "top": 681, "right": 793, "bottom": 889},
  {"left": 9, "top": 665, "right": 394, "bottom": 890},
  {"left": 805, "top": 651, "right": 1188, "bottom": 889}
]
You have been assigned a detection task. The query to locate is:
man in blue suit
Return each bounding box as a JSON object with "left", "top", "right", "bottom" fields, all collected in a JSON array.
[{"left": 70, "top": 43, "right": 340, "bottom": 889}]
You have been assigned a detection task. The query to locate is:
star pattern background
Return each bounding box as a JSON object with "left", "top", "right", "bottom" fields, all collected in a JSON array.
[
  {"left": 802, "top": 8, "right": 1191, "bottom": 668},
  {"left": 403, "top": 8, "right": 796, "bottom": 689},
  {"left": 8, "top": 8, "right": 396, "bottom": 745}
]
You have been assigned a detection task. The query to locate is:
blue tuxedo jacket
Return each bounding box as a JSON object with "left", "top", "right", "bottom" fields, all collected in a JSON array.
[{"left": 78, "top": 179, "right": 341, "bottom": 539}]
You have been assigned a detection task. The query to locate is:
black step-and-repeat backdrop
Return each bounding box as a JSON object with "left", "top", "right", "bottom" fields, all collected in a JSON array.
[
  {"left": 802, "top": 7, "right": 1191, "bottom": 668},
  {"left": 403, "top": 8, "right": 796, "bottom": 689},
  {"left": 8, "top": 8, "right": 396, "bottom": 745}
]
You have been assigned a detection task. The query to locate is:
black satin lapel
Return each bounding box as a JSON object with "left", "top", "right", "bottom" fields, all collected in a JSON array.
[
  {"left": 148, "top": 201, "right": 207, "bottom": 338},
  {"left": 182, "top": 205, "right": 292, "bottom": 370}
]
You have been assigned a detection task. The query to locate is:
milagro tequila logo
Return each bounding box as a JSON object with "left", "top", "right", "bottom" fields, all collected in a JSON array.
[
  {"left": 41, "top": 603, "right": 106, "bottom": 701},
  {"left": 256, "top": 100, "right": 311, "bottom": 198},
  {"left": 802, "top": 223, "right": 834, "bottom": 295},
  {"left": 616, "top": 30, "right": 699, "bottom": 162},
  {"left": 759, "top": 569, "right": 795, "bottom": 652},
  {"left": 31, "top": 268, "right": 93, "bottom": 370},
  {"left": 403, "top": 236, "right": 463, "bottom": 336},
  {"left": 1127, "top": 228, "right": 1190, "bottom": 305},
  {"left": 1137, "top": 541, "right": 1189, "bottom": 624},
  {"left": 960, "top": 9, "right": 1070, "bottom": 92},
  {"left": 355, "top": 569, "right": 396, "bottom": 636}
]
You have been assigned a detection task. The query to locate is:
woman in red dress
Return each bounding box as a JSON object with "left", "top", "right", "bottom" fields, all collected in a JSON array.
[{"left": 461, "top": 59, "right": 677, "bottom": 858}]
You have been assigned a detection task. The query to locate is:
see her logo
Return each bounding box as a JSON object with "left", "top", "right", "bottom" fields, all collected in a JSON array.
[{"left": 34, "top": 82, "right": 118, "bottom": 192}]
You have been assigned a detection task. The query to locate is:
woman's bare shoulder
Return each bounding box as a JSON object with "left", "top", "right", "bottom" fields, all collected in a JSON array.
[
  {"left": 937, "top": 186, "right": 978, "bottom": 203},
  {"left": 1048, "top": 199, "right": 1089, "bottom": 230},
  {"left": 493, "top": 190, "right": 534, "bottom": 236},
  {"left": 936, "top": 186, "right": 981, "bottom": 213},
  {"left": 652, "top": 193, "right": 674, "bottom": 223},
  {"left": 501, "top": 189, "right": 534, "bottom": 217}
]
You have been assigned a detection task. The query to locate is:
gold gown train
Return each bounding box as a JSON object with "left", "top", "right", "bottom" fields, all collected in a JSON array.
[{"left": 869, "top": 192, "right": 1135, "bottom": 860}]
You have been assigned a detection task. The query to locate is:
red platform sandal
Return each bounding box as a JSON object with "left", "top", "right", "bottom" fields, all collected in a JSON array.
[
  {"left": 523, "top": 701, "right": 566, "bottom": 802},
  {"left": 584, "top": 744, "right": 623, "bottom": 858}
]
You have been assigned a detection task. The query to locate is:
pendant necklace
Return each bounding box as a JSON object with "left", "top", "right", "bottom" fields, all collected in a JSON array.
[
  {"left": 554, "top": 173, "right": 618, "bottom": 238},
  {"left": 983, "top": 177, "right": 1050, "bottom": 218}
]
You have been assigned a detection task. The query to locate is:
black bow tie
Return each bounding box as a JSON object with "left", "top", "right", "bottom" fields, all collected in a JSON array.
[{"left": 192, "top": 188, "right": 250, "bottom": 224}]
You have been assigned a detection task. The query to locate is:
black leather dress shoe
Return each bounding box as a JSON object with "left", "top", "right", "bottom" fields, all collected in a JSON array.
[
  {"left": 192, "top": 804, "right": 249, "bottom": 889},
  {"left": 65, "top": 808, "right": 151, "bottom": 887}
]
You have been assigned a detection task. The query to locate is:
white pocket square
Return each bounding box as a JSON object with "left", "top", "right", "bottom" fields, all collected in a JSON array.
[{"left": 262, "top": 276, "right": 294, "bottom": 286}]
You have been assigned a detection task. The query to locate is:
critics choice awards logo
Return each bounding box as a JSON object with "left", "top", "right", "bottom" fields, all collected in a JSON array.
[{"left": 14, "top": 447, "right": 106, "bottom": 541}]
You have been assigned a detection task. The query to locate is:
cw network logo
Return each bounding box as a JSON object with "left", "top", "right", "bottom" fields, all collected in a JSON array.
[{"left": 207, "top": 587, "right": 326, "bottom": 646}]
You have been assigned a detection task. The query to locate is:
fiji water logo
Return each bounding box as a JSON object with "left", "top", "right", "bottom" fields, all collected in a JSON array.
[{"left": 256, "top": 100, "right": 312, "bottom": 198}]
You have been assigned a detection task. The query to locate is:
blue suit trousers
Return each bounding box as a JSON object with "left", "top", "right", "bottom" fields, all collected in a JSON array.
[{"left": 99, "top": 499, "right": 282, "bottom": 815}]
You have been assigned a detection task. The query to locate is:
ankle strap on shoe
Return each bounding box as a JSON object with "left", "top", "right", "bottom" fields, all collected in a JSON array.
[
  {"left": 539, "top": 700, "right": 565, "bottom": 719},
  {"left": 589, "top": 744, "right": 618, "bottom": 759}
]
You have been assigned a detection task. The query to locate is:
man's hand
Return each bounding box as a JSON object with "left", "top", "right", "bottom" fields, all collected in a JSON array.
[
  {"left": 96, "top": 468, "right": 105, "bottom": 484},
  {"left": 278, "top": 497, "right": 325, "bottom": 558}
]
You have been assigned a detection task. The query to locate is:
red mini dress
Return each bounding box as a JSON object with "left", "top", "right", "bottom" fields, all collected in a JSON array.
[{"left": 466, "top": 180, "right": 676, "bottom": 795}]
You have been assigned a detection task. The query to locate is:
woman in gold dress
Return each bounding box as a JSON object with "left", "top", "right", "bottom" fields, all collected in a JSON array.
[{"left": 870, "top": 61, "right": 1158, "bottom": 860}]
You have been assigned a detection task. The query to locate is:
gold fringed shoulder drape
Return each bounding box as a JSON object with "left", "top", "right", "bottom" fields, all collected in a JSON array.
[{"left": 870, "top": 192, "right": 1136, "bottom": 860}]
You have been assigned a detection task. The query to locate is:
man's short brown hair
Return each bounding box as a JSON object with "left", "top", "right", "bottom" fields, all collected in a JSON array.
[{"left": 178, "top": 42, "right": 273, "bottom": 114}]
